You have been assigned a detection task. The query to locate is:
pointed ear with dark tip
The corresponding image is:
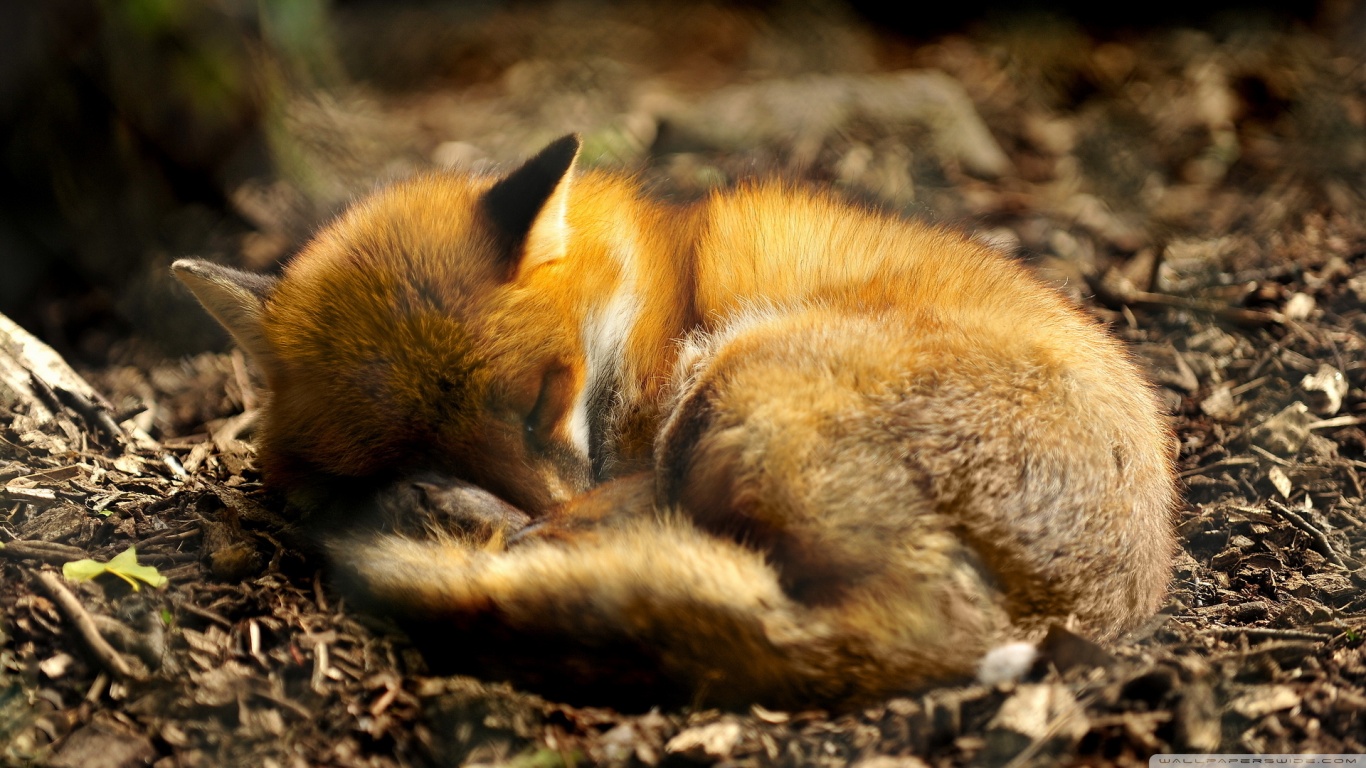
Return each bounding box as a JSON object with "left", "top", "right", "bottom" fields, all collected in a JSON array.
[
  {"left": 481, "top": 134, "right": 581, "bottom": 277},
  {"left": 172, "top": 258, "right": 278, "bottom": 368}
]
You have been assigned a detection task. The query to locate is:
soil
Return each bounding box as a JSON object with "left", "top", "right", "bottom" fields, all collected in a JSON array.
[{"left": 2, "top": 2, "right": 1366, "bottom": 766}]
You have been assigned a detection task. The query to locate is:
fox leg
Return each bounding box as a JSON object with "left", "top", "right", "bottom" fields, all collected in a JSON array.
[
  {"left": 359, "top": 470, "right": 658, "bottom": 547},
  {"left": 374, "top": 473, "right": 533, "bottom": 541},
  {"left": 505, "top": 471, "right": 659, "bottom": 544}
]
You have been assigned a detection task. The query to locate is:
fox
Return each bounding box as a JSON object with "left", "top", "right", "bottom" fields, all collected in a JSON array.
[{"left": 173, "top": 134, "right": 1178, "bottom": 709}]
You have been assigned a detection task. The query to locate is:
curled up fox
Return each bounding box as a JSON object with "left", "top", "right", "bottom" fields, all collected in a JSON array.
[{"left": 175, "top": 134, "right": 1177, "bottom": 709}]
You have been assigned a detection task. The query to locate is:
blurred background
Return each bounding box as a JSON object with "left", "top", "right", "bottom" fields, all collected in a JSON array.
[{"left": 0, "top": 0, "right": 1362, "bottom": 368}]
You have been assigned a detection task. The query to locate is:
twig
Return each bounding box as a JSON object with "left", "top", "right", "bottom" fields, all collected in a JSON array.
[
  {"left": 1090, "top": 274, "right": 1284, "bottom": 327},
  {"left": 1268, "top": 499, "right": 1347, "bottom": 569},
  {"left": 1206, "top": 627, "right": 1332, "bottom": 642},
  {"left": 1309, "top": 415, "right": 1364, "bottom": 430},
  {"left": 53, "top": 385, "right": 127, "bottom": 453},
  {"left": 1177, "top": 456, "right": 1258, "bottom": 478},
  {"left": 1229, "top": 376, "right": 1269, "bottom": 397},
  {"left": 1206, "top": 639, "right": 1329, "bottom": 667},
  {"left": 0, "top": 539, "right": 88, "bottom": 564},
  {"left": 90, "top": 614, "right": 165, "bottom": 671},
  {"left": 136, "top": 526, "right": 202, "bottom": 549},
  {"left": 210, "top": 410, "right": 258, "bottom": 446},
  {"left": 85, "top": 672, "right": 109, "bottom": 703},
  {"left": 110, "top": 403, "right": 148, "bottom": 425},
  {"left": 312, "top": 641, "right": 331, "bottom": 692},
  {"left": 0, "top": 486, "right": 59, "bottom": 505},
  {"left": 0, "top": 434, "right": 29, "bottom": 459},
  {"left": 314, "top": 570, "right": 329, "bottom": 613},
  {"left": 1249, "top": 445, "right": 1293, "bottom": 467},
  {"left": 34, "top": 571, "right": 146, "bottom": 681},
  {"left": 174, "top": 596, "right": 233, "bottom": 628},
  {"left": 369, "top": 681, "right": 400, "bottom": 717},
  {"left": 25, "top": 372, "right": 64, "bottom": 416}
]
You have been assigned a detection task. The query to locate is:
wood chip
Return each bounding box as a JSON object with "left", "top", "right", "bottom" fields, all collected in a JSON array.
[
  {"left": 1230, "top": 685, "right": 1301, "bottom": 719},
  {"left": 666, "top": 721, "right": 743, "bottom": 759}
]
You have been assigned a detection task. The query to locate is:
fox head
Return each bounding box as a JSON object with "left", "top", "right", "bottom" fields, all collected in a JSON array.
[{"left": 175, "top": 135, "right": 598, "bottom": 514}]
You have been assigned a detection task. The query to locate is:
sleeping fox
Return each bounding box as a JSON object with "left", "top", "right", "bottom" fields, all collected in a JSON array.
[{"left": 174, "top": 134, "right": 1177, "bottom": 709}]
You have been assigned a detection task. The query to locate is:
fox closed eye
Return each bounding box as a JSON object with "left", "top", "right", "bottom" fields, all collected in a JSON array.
[{"left": 523, "top": 365, "right": 576, "bottom": 451}]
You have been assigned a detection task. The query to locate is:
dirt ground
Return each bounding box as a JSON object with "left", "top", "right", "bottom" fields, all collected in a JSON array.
[{"left": 2, "top": 1, "right": 1366, "bottom": 766}]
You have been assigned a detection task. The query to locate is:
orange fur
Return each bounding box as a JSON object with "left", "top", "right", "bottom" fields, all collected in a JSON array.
[{"left": 175, "top": 134, "right": 1177, "bottom": 708}]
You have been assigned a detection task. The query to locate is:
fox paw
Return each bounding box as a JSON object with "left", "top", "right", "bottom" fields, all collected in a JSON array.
[{"left": 376, "top": 473, "right": 532, "bottom": 543}]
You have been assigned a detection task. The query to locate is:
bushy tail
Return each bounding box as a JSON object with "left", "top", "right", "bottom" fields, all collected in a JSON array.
[{"left": 327, "top": 509, "right": 1013, "bottom": 710}]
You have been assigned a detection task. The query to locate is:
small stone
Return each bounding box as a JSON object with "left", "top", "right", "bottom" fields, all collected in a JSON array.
[
  {"left": 38, "top": 653, "right": 75, "bottom": 679},
  {"left": 1200, "top": 383, "right": 1241, "bottom": 422},
  {"left": 1300, "top": 364, "right": 1348, "bottom": 416},
  {"left": 665, "top": 721, "right": 742, "bottom": 760},
  {"left": 1282, "top": 292, "right": 1316, "bottom": 321},
  {"left": 1248, "top": 402, "right": 1313, "bottom": 456},
  {"left": 1230, "top": 685, "right": 1300, "bottom": 719}
]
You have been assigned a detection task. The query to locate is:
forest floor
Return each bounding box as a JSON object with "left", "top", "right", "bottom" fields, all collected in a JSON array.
[{"left": 2, "top": 2, "right": 1366, "bottom": 766}]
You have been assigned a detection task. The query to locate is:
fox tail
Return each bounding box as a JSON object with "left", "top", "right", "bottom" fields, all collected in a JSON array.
[{"left": 328, "top": 505, "right": 1013, "bottom": 709}]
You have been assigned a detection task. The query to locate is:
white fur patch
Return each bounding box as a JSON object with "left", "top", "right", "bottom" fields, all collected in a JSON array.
[
  {"left": 566, "top": 388, "right": 593, "bottom": 458},
  {"left": 570, "top": 257, "right": 641, "bottom": 460},
  {"left": 976, "top": 641, "right": 1039, "bottom": 686}
]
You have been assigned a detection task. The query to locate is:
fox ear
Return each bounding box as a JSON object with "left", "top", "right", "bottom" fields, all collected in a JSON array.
[
  {"left": 482, "top": 134, "right": 581, "bottom": 277},
  {"left": 172, "top": 259, "right": 277, "bottom": 368}
]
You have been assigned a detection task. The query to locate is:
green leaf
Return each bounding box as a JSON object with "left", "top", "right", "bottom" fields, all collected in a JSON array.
[
  {"left": 62, "top": 546, "right": 168, "bottom": 591},
  {"left": 61, "top": 558, "right": 108, "bottom": 581}
]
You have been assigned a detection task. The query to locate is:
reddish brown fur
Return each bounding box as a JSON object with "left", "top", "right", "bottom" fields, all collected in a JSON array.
[{"left": 174, "top": 135, "right": 1177, "bottom": 708}]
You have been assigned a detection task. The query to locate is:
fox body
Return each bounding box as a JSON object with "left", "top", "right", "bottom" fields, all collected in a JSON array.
[{"left": 175, "top": 135, "right": 1177, "bottom": 708}]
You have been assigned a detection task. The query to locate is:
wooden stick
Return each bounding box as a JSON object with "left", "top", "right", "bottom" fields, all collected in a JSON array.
[
  {"left": 52, "top": 384, "right": 128, "bottom": 452},
  {"left": 0, "top": 539, "right": 87, "bottom": 564},
  {"left": 0, "top": 311, "right": 109, "bottom": 422},
  {"left": 0, "top": 310, "right": 162, "bottom": 452},
  {"left": 34, "top": 571, "right": 146, "bottom": 682},
  {"left": 1269, "top": 500, "right": 1347, "bottom": 570},
  {"left": 0, "top": 486, "right": 59, "bottom": 505}
]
